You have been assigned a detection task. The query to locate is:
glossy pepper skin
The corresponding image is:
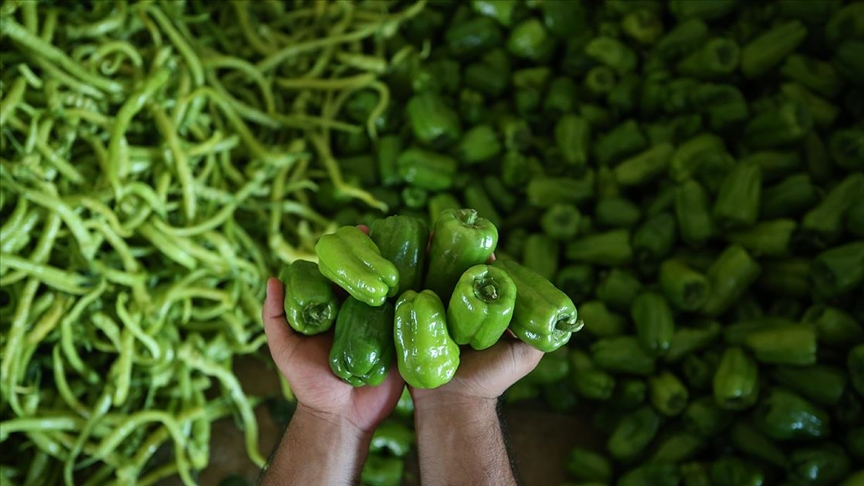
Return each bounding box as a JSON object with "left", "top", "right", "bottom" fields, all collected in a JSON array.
[
  {"left": 492, "top": 258, "right": 582, "bottom": 352},
  {"left": 279, "top": 260, "right": 338, "bottom": 335},
  {"left": 394, "top": 290, "right": 460, "bottom": 389},
  {"left": 316, "top": 226, "right": 399, "bottom": 307},
  {"left": 369, "top": 215, "right": 429, "bottom": 294},
  {"left": 329, "top": 298, "right": 395, "bottom": 387},
  {"left": 753, "top": 388, "right": 831, "bottom": 441},
  {"left": 426, "top": 209, "right": 498, "bottom": 302},
  {"left": 713, "top": 347, "right": 759, "bottom": 410},
  {"left": 447, "top": 264, "right": 516, "bottom": 350}
]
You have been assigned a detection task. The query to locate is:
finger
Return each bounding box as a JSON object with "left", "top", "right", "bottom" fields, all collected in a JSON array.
[
  {"left": 487, "top": 252, "right": 496, "bottom": 263},
  {"left": 262, "top": 277, "right": 302, "bottom": 365},
  {"left": 502, "top": 339, "right": 545, "bottom": 378},
  {"left": 358, "top": 224, "right": 369, "bottom": 235}
]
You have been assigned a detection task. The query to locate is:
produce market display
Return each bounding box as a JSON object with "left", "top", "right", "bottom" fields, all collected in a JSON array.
[{"left": 3, "top": 0, "right": 864, "bottom": 485}]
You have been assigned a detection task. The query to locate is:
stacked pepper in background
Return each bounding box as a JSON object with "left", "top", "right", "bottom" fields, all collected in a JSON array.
[{"left": 317, "top": 0, "right": 864, "bottom": 484}]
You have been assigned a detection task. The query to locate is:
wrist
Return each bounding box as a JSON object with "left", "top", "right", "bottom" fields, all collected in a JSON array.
[
  {"left": 412, "top": 391, "right": 499, "bottom": 423},
  {"left": 293, "top": 403, "right": 373, "bottom": 445}
]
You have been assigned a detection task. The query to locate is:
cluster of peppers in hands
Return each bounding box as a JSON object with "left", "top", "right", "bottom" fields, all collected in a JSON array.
[{"left": 279, "top": 208, "right": 582, "bottom": 389}]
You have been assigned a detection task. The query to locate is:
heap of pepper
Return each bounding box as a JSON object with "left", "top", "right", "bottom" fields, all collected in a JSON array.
[
  {"left": 301, "top": 0, "right": 864, "bottom": 484},
  {"left": 280, "top": 208, "right": 583, "bottom": 390}
]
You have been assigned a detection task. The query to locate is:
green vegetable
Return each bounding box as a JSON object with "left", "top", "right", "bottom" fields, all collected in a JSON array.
[
  {"left": 607, "top": 406, "right": 661, "bottom": 460},
  {"left": 684, "top": 396, "right": 733, "bottom": 437},
  {"left": 659, "top": 259, "right": 711, "bottom": 312},
  {"left": 595, "top": 268, "right": 643, "bottom": 312},
  {"left": 743, "top": 325, "right": 817, "bottom": 366},
  {"left": 522, "top": 233, "right": 559, "bottom": 282},
  {"left": 649, "top": 371, "right": 689, "bottom": 416},
  {"left": 577, "top": 301, "right": 627, "bottom": 339},
  {"left": 665, "top": 321, "right": 722, "bottom": 363},
  {"left": 592, "top": 336, "right": 656, "bottom": 376},
  {"left": 568, "top": 350, "right": 616, "bottom": 401},
  {"left": 397, "top": 146, "right": 459, "bottom": 191},
  {"left": 729, "top": 421, "right": 787, "bottom": 467},
  {"left": 713, "top": 347, "right": 759, "bottom": 410},
  {"left": 426, "top": 208, "right": 498, "bottom": 302},
  {"left": 492, "top": 258, "right": 582, "bottom": 352},
  {"left": 278, "top": 260, "right": 338, "bottom": 335},
  {"left": 361, "top": 455, "right": 404, "bottom": 486},
  {"left": 566, "top": 447, "right": 612, "bottom": 482},
  {"left": 454, "top": 124, "right": 502, "bottom": 165},
  {"left": 329, "top": 298, "right": 395, "bottom": 387},
  {"left": 702, "top": 245, "right": 762, "bottom": 317},
  {"left": 675, "top": 180, "right": 716, "bottom": 247},
  {"left": 406, "top": 91, "right": 462, "bottom": 150},
  {"left": 618, "top": 463, "right": 680, "bottom": 486},
  {"left": 713, "top": 161, "right": 762, "bottom": 230},
  {"left": 753, "top": 388, "right": 831, "bottom": 441},
  {"left": 632, "top": 292, "right": 675, "bottom": 357},
  {"left": 447, "top": 264, "right": 516, "bottom": 350},
  {"left": 811, "top": 242, "right": 864, "bottom": 298},
  {"left": 317, "top": 226, "right": 399, "bottom": 307},
  {"left": 787, "top": 443, "right": 851, "bottom": 486},
  {"left": 541, "top": 204, "right": 582, "bottom": 241},
  {"left": 394, "top": 290, "right": 460, "bottom": 389},
  {"left": 740, "top": 20, "right": 808, "bottom": 79},
  {"left": 369, "top": 215, "right": 429, "bottom": 294},
  {"left": 565, "top": 229, "right": 633, "bottom": 266},
  {"left": 771, "top": 365, "right": 847, "bottom": 407},
  {"left": 555, "top": 114, "right": 591, "bottom": 166},
  {"left": 710, "top": 456, "right": 764, "bottom": 486}
]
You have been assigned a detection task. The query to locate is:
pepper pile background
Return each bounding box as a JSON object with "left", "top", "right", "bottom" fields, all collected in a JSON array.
[{"left": 2, "top": 0, "right": 864, "bottom": 485}]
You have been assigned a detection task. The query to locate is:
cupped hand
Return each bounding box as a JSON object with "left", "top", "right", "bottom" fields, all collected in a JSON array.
[
  {"left": 262, "top": 277, "right": 404, "bottom": 436},
  {"left": 410, "top": 337, "right": 544, "bottom": 409}
]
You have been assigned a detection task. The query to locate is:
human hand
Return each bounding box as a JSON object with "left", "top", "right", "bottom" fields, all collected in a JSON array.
[
  {"left": 409, "top": 336, "right": 544, "bottom": 409},
  {"left": 262, "top": 277, "right": 404, "bottom": 437}
]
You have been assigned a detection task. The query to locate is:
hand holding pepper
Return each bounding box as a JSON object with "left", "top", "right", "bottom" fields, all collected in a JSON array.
[{"left": 261, "top": 276, "right": 405, "bottom": 485}]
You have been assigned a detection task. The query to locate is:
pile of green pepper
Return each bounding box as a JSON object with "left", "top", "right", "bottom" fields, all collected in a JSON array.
[
  {"left": 282, "top": 208, "right": 582, "bottom": 390},
  {"left": 0, "top": 0, "right": 427, "bottom": 484},
  {"left": 3, "top": 0, "right": 864, "bottom": 484},
  {"left": 308, "top": 0, "right": 863, "bottom": 484}
]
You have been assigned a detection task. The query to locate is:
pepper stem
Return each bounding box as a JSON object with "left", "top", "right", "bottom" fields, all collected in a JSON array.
[
  {"left": 473, "top": 276, "right": 500, "bottom": 303},
  {"left": 460, "top": 209, "right": 479, "bottom": 227},
  {"left": 555, "top": 316, "right": 584, "bottom": 333},
  {"left": 303, "top": 303, "right": 333, "bottom": 329}
]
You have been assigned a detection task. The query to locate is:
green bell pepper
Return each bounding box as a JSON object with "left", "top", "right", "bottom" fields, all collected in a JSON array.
[
  {"left": 649, "top": 371, "right": 689, "bottom": 416},
  {"left": 361, "top": 455, "right": 404, "bottom": 486},
  {"left": 316, "top": 226, "right": 399, "bottom": 307},
  {"left": 426, "top": 208, "right": 498, "bottom": 302},
  {"left": 713, "top": 160, "right": 762, "bottom": 230},
  {"left": 772, "top": 365, "right": 847, "bottom": 408},
  {"left": 650, "top": 430, "right": 705, "bottom": 463},
  {"left": 611, "top": 378, "right": 647, "bottom": 411},
  {"left": 713, "top": 346, "right": 759, "bottom": 410},
  {"left": 577, "top": 301, "right": 627, "bottom": 338},
  {"left": 522, "top": 233, "right": 559, "bottom": 281},
  {"left": 566, "top": 447, "right": 612, "bottom": 483},
  {"left": 710, "top": 456, "right": 764, "bottom": 486},
  {"left": 665, "top": 320, "right": 721, "bottom": 363},
  {"left": 607, "top": 405, "right": 661, "bottom": 461},
  {"left": 492, "top": 258, "right": 582, "bottom": 352},
  {"left": 753, "top": 388, "right": 831, "bottom": 441},
  {"left": 406, "top": 91, "right": 461, "bottom": 149},
  {"left": 743, "top": 325, "right": 817, "bottom": 366},
  {"left": 811, "top": 241, "right": 864, "bottom": 298},
  {"left": 447, "top": 264, "right": 516, "bottom": 350},
  {"left": 702, "top": 244, "right": 762, "bottom": 317},
  {"left": 369, "top": 215, "right": 429, "bottom": 294},
  {"left": 803, "top": 305, "right": 864, "bottom": 348},
  {"left": 619, "top": 463, "right": 680, "bottom": 486},
  {"left": 329, "top": 298, "right": 395, "bottom": 387},
  {"left": 592, "top": 336, "right": 656, "bottom": 376},
  {"left": 787, "top": 443, "right": 851, "bottom": 486},
  {"left": 394, "top": 290, "right": 460, "bottom": 389},
  {"left": 730, "top": 421, "right": 787, "bottom": 468},
  {"left": 278, "top": 260, "right": 338, "bottom": 335},
  {"left": 631, "top": 291, "right": 675, "bottom": 357},
  {"left": 568, "top": 350, "right": 616, "bottom": 400},
  {"left": 396, "top": 146, "right": 458, "bottom": 191},
  {"left": 524, "top": 348, "right": 570, "bottom": 385},
  {"left": 684, "top": 396, "right": 733, "bottom": 437},
  {"left": 370, "top": 421, "right": 415, "bottom": 457}
]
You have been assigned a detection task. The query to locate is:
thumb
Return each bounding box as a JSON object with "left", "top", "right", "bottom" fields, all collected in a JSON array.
[{"left": 262, "top": 277, "right": 302, "bottom": 366}]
